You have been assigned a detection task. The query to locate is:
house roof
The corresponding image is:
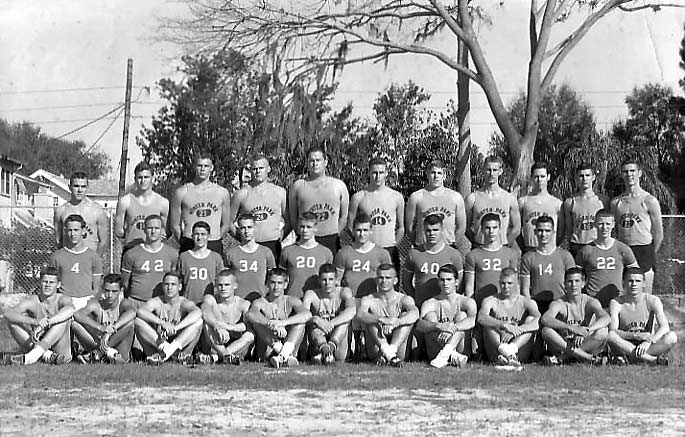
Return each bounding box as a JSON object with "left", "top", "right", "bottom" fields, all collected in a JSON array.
[
  {"left": 0, "top": 155, "right": 23, "bottom": 170},
  {"left": 29, "top": 169, "right": 119, "bottom": 197}
]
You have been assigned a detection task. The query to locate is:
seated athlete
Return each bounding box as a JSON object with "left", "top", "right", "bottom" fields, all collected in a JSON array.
[
  {"left": 417, "top": 264, "right": 477, "bottom": 368},
  {"left": 540, "top": 267, "right": 610, "bottom": 365},
  {"left": 72, "top": 273, "right": 137, "bottom": 364},
  {"left": 478, "top": 268, "right": 540, "bottom": 371},
  {"left": 302, "top": 263, "right": 356, "bottom": 365},
  {"left": 357, "top": 263, "right": 419, "bottom": 367},
  {"left": 5, "top": 267, "right": 75, "bottom": 365},
  {"left": 199, "top": 269, "right": 254, "bottom": 365},
  {"left": 607, "top": 268, "right": 677, "bottom": 365},
  {"left": 135, "top": 271, "right": 203, "bottom": 365},
  {"left": 247, "top": 267, "right": 312, "bottom": 368}
]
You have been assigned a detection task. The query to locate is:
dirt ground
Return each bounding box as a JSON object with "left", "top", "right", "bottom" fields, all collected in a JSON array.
[{"left": 1, "top": 377, "right": 684, "bottom": 437}]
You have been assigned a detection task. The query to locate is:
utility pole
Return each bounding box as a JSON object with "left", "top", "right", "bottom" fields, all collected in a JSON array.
[{"left": 118, "top": 58, "right": 133, "bottom": 198}]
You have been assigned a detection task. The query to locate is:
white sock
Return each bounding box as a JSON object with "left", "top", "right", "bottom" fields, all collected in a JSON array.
[
  {"left": 380, "top": 343, "right": 396, "bottom": 360},
  {"left": 272, "top": 341, "right": 283, "bottom": 354},
  {"left": 24, "top": 346, "right": 46, "bottom": 364},
  {"left": 440, "top": 344, "right": 455, "bottom": 356},
  {"left": 280, "top": 342, "right": 295, "bottom": 358},
  {"left": 166, "top": 341, "right": 182, "bottom": 356}
]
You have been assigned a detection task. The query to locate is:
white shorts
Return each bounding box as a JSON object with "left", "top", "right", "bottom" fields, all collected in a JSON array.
[{"left": 70, "top": 296, "right": 93, "bottom": 311}]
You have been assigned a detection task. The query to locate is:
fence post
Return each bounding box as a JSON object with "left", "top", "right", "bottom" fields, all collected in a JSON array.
[{"left": 109, "top": 212, "right": 114, "bottom": 274}]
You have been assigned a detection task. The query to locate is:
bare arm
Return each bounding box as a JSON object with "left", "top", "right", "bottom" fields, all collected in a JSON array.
[
  {"left": 246, "top": 301, "right": 270, "bottom": 327},
  {"left": 169, "top": 187, "right": 183, "bottom": 241},
  {"left": 453, "top": 193, "right": 466, "bottom": 243},
  {"left": 159, "top": 197, "right": 170, "bottom": 237},
  {"left": 540, "top": 301, "right": 568, "bottom": 330},
  {"left": 219, "top": 188, "right": 232, "bottom": 239},
  {"left": 330, "top": 288, "right": 356, "bottom": 326},
  {"left": 401, "top": 265, "right": 415, "bottom": 298},
  {"left": 586, "top": 299, "right": 610, "bottom": 332},
  {"left": 284, "top": 297, "right": 312, "bottom": 326},
  {"left": 397, "top": 295, "right": 419, "bottom": 326},
  {"left": 507, "top": 194, "right": 521, "bottom": 247},
  {"left": 114, "top": 300, "right": 137, "bottom": 331},
  {"left": 74, "top": 303, "right": 106, "bottom": 334},
  {"left": 113, "top": 195, "right": 130, "bottom": 239},
  {"left": 356, "top": 297, "right": 381, "bottom": 326},
  {"left": 3, "top": 299, "right": 40, "bottom": 325},
  {"left": 404, "top": 193, "right": 419, "bottom": 242},
  {"left": 287, "top": 181, "right": 301, "bottom": 233},
  {"left": 563, "top": 198, "right": 574, "bottom": 243},
  {"left": 228, "top": 188, "right": 246, "bottom": 238},
  {"left": 136, "top": 300, "right": 163, "bottom": 327},
  {"left": 555, "top": 199, "right": 565, "bottom": 246},
  {"left": 54, "top": 207, "right": 63, "bottom": 246},
  {"left": 95, "top": 208, "right": 108, "bottom": 257},
  {"left": 520, "top": 275, "right": 531, "bottom": 298},
  {"left": 477, "top": 299, "right": 504, "bottom": 330},
  {"left": 278, "top": 186, "right": 291, "bottom": 239},
  {"left": 346, "top": 192, "right": 362, "bottom": 232},
  {"left": 650, "top": 297, "right": 671, "bottom": 343},
  {"left": 646, "top": 195, "right": 663, "bottom": 252},
  {"left": 175, "top": 300, "right": 203, "bottom": 331},
  {"left": 416, "top": 300, "right": 439, "bottom": 333},
  {"left": 337, "top": 181, "right": 350, "bottom": 234},
  {"left": 51, "top": 296, "right": 76, "bottom": 324},
  {"left": 201, "top": 295, "right": 225, "bottom": 331},
  {"left": 464, "top": 193, "right": 476, "bottom": 243},
  {"left": 395, "top": 192, "right": 406, "bottom": 243},
  {"left": 608, "top": 300, "right": 645, "bottom": 341},
  {"left": 463, "top": 271, "right": 475, "bottom": 299}
]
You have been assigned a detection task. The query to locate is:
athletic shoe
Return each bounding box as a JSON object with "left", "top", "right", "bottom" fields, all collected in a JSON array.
[
  {"left": 319, "top": 343, "right": 332, "bottom": 358},
  {"left": 542, "top": 355, "right": 561, "bottom": 366},
  {"left": 195, "top": 353, "right": 215, "bottom": 365},
  {"left": 590, "top": 355, "right": 608, "bottom": 367},
  {"left": 175, "top": 352, "right": 194, "bottom": 366},
  {"left": 375, "top": 356, "right": 388, "bottom": 366},
  {"left": 388, "top": 356, "right": 404, "bottom": 368},
  {"left": 311, "top": 353, "right": 323, "bottom": 365},
  {"left": 146, "top": 353, "right": 165, "bottom": 366},
  {"left": 508, "top": 356, "right": 524, "bottom": 371},
  {"left": 223, "top": 354, "right": 242, "bottom": 366},
  {"left": 271, "top": 341, "right": 283, "bottom": 355},
  {"left": 448, "top": 351, "right": 468, "bottom": 368},
  {"left": 611, "top": 355, "right": 628, "bottom": 366},
  {"left": 75, "top": 353, "right": 92, "bottom": 364},
  {"left": 44, "top": 353, "right": 69, "bottom": 365},
  {"left": 430, "top": 350, "right": 450, "bottom": 369},
  {"left": 498, "top": 343, "right": 518, "bottom": 357},
  {"left": 323, "top": 354, "right": 336, "bottom": 366},
  {"left": 496, "top": 354, "right": 509, "bottom": 366},
  {"left": 9, "top": 354, "right": 26, "bottom": 365},
  {"left": 270, "top": 354, "right": 286, "bottom": 368},
  {"left": 106, "top": 351, "right": 126, "bottom": 365},
  {"left": 656, "top": 355, "right": 669, "bottom": 366},
  {"left": 285, "top": 356, "right": 299, "bottom": 367}
]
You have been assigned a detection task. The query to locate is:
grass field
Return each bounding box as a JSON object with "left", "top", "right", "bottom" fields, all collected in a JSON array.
[{"left": 1, "top": 296, "right": 684, "bottom": 436}]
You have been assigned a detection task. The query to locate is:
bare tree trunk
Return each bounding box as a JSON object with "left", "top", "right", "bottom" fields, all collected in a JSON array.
[
  {"left": 455, "top": 34, "right": 471, "bottom": 198},
  {"left": 512, "top": 134, "right": 535, "bottom": 194}
]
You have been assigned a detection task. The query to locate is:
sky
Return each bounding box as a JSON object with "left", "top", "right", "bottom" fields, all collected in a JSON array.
[{"left": 1, "top": 1, "right": 684, "bottom": 182}]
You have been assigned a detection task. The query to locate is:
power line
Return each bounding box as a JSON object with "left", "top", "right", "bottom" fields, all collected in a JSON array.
[
  {"left": 54, "top": 104, "right": 125, "bottom": 139},
  {"left": 84, "top": 107, "right": 125, "bottom": 154},
  {"left": 0, "top": 101, "right": 163, "bottom": 113},
  {"left": 0, "top": 85, "right": 148, "bottom": 96}
]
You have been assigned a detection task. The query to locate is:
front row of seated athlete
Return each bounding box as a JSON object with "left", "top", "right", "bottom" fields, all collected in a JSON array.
[{"left": 5, "top": 262, "right": 677, "bottom": 369}]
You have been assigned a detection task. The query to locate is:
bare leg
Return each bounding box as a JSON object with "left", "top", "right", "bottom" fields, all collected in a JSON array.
[
  {"left": 7, "top": 322, "right": 34, "bottom": 353},
  {"left": 511, "top": 332, "right": 535, "bottom": 363},
  {"left": 330, "top": 324, "right": 350, "bottom": 362},
  {"left": 481, "top": 327, "right": 503, "bottom": 363},
  {"left": 134, "top": 318, "right": 163, "bottom": 356},
  {"left": 390, "top": 325, "right": 413, "bottom": 361}
]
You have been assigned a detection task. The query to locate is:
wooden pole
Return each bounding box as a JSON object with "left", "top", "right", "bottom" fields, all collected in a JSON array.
[{"left": 118, "top": 59, "right": 133, "bottom": 198}]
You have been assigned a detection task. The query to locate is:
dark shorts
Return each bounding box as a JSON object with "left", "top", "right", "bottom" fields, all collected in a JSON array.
[
  {"left": 259, "top": 239, "right": 282, "bottom": 262},
  {"left": 384, "top": 246, "right": 401, "bottom": 272},
  {"left": 569, "top": 243, "right": 588, "bottom": 259},
  {"left": 630, "top": 244, "right": 656, "bottom": 273},
  {"left": 533, "top": 299, "right": 551, "bottom": 316},
  {"left": 180, "top": 237, "right": 224, "bottom": 256},
  {"left": 316, "top": 233, "right": 340, "bottom": 255}
]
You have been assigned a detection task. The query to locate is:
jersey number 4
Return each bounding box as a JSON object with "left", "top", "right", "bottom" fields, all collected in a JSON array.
[
  {"left": 140, "top": 259, "right": 164, "bottom": 272},
  {"left": 70, "top": 263, "right": 80, "bottom": 273}
]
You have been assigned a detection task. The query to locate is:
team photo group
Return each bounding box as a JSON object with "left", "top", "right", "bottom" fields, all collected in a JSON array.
[{"left": 3, "top": 146, "right": 678, "bottom": 371}]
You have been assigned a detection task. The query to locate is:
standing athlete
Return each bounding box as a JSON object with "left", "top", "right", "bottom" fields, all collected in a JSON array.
[
  {"left": 607, "top": 268, "right": 677, "bottom": 365},
  {"left": 288, "top": 146, "right": 349, "bottom": 254},
  {"left": 575, "top": 210, "right": 638, "bottom": 307},
  {"left": 176, "top": 221, "right": 225, "bottom": 305},
  {"left": 225, "top": 214, "right": 276, "bottom": 302},
  {"left": 229, "top": 154, "right": 289, "bottom": 261},
  {"left": 405, "top": 159, "right": 466, "bottom": 247},
  {"left": 465, "top": 156, "right": 520, "bottom": 248},
  {"left": 114, "top": 161, "right": 169, "bottom": 254},
  {"left": 611, "top": 159, "right": 663, "bottom": 294},
  {"left": 518, "top": 162, "right": 563, "bottom": 252},
  {"left": 417, "top": 264, "right": 477, "bottom": 368},
  {"left": 170, "top": 151, "right": 231, "bottom": 256},
  {"left": 563, "top": 163, "right": 609, "bottom": 257},
  {"left": 347, "top": 157, "right": 404, "bottom": 268},
  {"left": 541, "top": 267, "right": 610, "bottom": 365},
  {"left": 54, "top": 171, "right": 108, "bottom": 256},
  {"left": 49, "top": 214, "right": 103, "bottom": 310}
]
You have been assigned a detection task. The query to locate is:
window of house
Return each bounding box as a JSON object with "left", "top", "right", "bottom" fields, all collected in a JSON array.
[{"left": 0, "top": 168, "right": 10, "bottom": 196}]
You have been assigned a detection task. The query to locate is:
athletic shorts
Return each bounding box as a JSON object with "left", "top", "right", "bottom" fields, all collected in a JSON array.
[
  {"left": 70, "top": 296, "right": 92, "bottom": 311},
  {"left": 533, "top": 298, "right": 551, "bottom": 316},
  {"left": 384, "top": 246, "right": 401, "bottom": 272},
  {"left": 180, "top": 237, "right": 225, "bottom": 258},
  {"left": 315, "top": 233, "right": 340, "bottom": 255},
  {"left": 569, "top": 243, "right": 588, "bottom": 259},
  {"left": 630, "top": 244, "right": 656, "bottom": 273},
  {"left": 259, "top": 239, "right": 282, "bottom": 263}
]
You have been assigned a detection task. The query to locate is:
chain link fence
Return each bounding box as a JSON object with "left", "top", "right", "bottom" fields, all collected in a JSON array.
[{"left": 0, "top": 205, "right": 684, "bottom": 295}]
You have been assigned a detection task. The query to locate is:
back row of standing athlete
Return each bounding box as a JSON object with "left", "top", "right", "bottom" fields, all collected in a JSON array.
[{"left": 58, "top": 148, "right": 661, "bottom": 293}]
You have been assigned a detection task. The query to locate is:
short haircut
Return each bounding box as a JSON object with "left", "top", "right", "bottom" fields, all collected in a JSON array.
[
  {"left": 376, "top": 263, "right": 397, "bottom": 276},
  {"left": 564, "top": 266, "right": 586, "bottom": 281},
  {"left": 621, "top": 157, "right": 640, "bottom": 170},
  {"left": 535, "top": 215, "right": 555, "bottom": 228},
  {"left": 368, "top": 157, "right": 387, "bottom": 167},
  {"left": 192, "top": 220, "right": 211, "bottom": 233},
  {"left": 423, "top": 213, "right": 444, "bottom": 226},
  {"left": 623, "top": 267, "right": 644, "bottom": 280},
  {"left": 144, "top": 214, "right": 162, "bottom": 225},
  {"left": 103, "top": 273, "right": 124, "bottom": 289},
  {"left": 236, "top": 214, "right": 255, "bottom": 224},
  {"left": 134, "top": 161, "right": 153, "bottom": 176},
  {"left": 484, "top": 155, "right": 502, "bottom": 166},
  {"left": 530, "top": 162, "right": 548, "bottom": 174},
  {"left": 267, "top": 267, "right": 289, "bottom": 282},
  {"left": 194, "top": 150, "right": 214, "bottom": 163},
  {"left": 480, "top": 212, "right": 501, "bottom": 226},
  {"left": 318, "top": 263, "right": 337, "bottom": 276},
  {"left": 216, "top": 268, "right": 237, "bottom": 281},
  {"left": 595, "top": 209, "right": 614, "bottom": 220},
  {"left": 298, "top": 211, "right": 318, "bottom": 224},
  {"left": 353, "top": 212, "right": 371, "bottom": 227},
  {"left": 306, "top": 145, "right": 327, "bottom": 160},
  {"left": 575, "top": 162, "right": 594, "bottom": 174},
  {"left": 426, "top": 159, "right": 445, "bottom": 171},
  {"left": 499, "top": 267, "right": 518, "bottom": 280},
  {"left": 163, "top": 271, "right": 182, "bottom": 282},
  {"left": 69, "top": 172, "right": 88, "bottom": 185},
  {"left": 40, "top": 266, "right": 60, "bottom": 280},
  {"left": 64, "top": 214, "right": 86, "bottom": 228},
  {"left": 251, "top": 153, "right": 269, "bottom": 165},
  {"left": 438, "top": 264, "right": 459, "bottom": 278}
]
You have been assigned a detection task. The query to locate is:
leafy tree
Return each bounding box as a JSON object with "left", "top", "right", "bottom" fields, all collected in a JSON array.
[
  {"left": 168, "top": 0, "right": 683, "bottom": 190},
  {"left": 0, "top": 119, "right": 109, "bottom": 178}
]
